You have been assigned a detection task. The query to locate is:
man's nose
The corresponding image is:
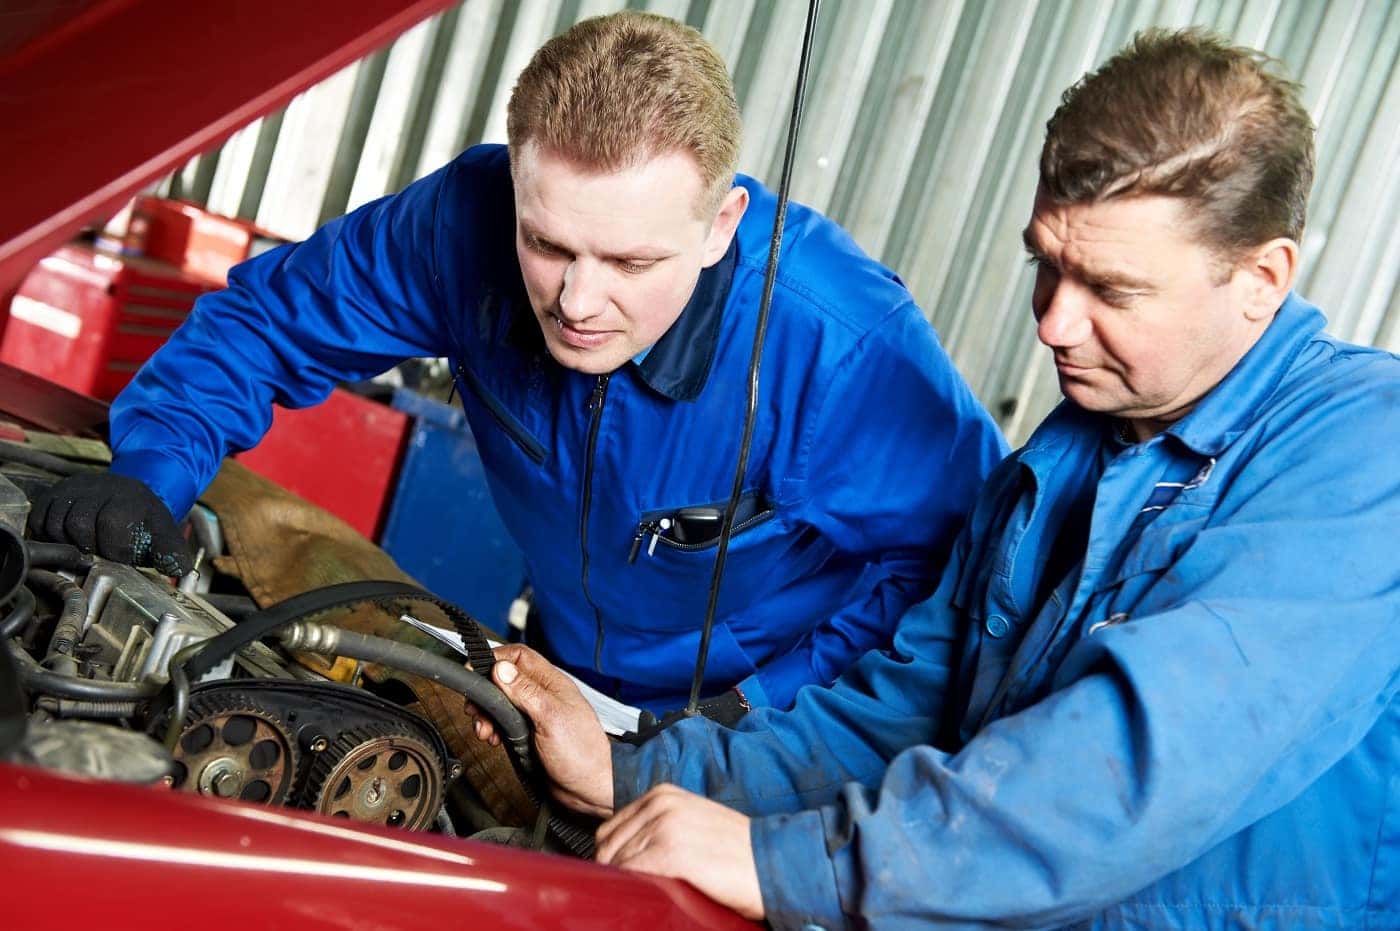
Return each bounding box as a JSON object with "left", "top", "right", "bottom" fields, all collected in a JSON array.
[
  {"left": 1036, "top": 281, "right": 1093, "bottom": 349},
  {"left": 559, "top": 260, "right": 606, "bottom": 322}
]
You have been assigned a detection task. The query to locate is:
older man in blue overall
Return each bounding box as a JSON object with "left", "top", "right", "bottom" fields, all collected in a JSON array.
[{"left": 481, "top": 29, "right": 1400, "bottom": 928}]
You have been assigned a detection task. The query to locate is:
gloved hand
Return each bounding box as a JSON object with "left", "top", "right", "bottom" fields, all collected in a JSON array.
[
  {"left": 623, "top": 687, "right": 751, "bottom": 744},
  {"left": 28, "top": 472, "right": 194, "bottom": 576}
]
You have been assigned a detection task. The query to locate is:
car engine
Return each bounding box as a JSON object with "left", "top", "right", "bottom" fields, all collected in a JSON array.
[{"left": 0, "top": 457, "right": 527, "bottom": 840}]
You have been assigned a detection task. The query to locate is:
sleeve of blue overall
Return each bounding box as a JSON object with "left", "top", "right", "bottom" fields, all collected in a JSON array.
[
  {"left": 615, "top": 363, "right": 1400, "bottom": 929},
  {"left": 736, "top": 305, "right": 1006, "bottom": 709},
  {"left": 107, "top": 167, "right": 457, "bottom": 518}
]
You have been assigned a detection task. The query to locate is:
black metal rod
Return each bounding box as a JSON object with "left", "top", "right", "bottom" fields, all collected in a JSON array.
[{"left": 686, "top": 0, "right": 823, "bottom": 715}]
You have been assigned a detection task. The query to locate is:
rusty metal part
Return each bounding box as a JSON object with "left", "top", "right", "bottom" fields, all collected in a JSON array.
[
  {"left": 306, "top": 726, "right": 443, "bottom": 830},
  {"left": 171, "top": 695, "right": 298, "bottom": 805}
]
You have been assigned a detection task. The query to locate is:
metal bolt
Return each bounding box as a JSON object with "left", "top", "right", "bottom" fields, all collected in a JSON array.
[
  {"left": 310, "top": 736, "right": 328, "bottom": 753},
  {"left": 364, "top": 777, "right": 387, "bottom": 807},
  {"left": 211, "top": 770, "right": 242, "bottom": 798}
]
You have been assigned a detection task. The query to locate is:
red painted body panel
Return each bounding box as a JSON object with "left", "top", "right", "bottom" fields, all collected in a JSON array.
[
  {"left": 0, "top": 0, "right": 456, "bottom": 298},
  {"left": 0, "top": 762, "right": 755, "bottom": 930}
]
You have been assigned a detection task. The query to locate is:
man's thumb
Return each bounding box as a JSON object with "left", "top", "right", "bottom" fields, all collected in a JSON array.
[{"left": 493, "top": 660, "right": 540, "bottom": 718}]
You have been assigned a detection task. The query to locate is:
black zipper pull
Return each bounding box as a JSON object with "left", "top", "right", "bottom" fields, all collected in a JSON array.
[
  {"left": 447, "top": 362, "right": 461, "bottom": 405},
  {"left": 628, "top": 521, "right": 656, "bottom": 564},
  {"left": 588, "top": 374, "right": 609, "bottom": 413},
  {"left": 629, "top": 518, "right": 675, "bottom": 564}
]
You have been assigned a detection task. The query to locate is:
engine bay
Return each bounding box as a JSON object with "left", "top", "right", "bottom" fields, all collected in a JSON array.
[{"left": 0, "top": 446, "right": 559, "bottom": 847}]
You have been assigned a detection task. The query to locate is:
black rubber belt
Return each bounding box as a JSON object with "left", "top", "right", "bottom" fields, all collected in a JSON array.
[
  {"left": 181, "top": 580, "right": 598, "bottom": 858},
  {"left": 184, "top": 580, "right": 496, "bottom": 682}
]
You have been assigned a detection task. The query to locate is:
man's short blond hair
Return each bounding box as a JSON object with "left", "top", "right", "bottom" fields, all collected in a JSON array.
[{"left": 506, "top": 11, "right": 742, "bottom": 218}]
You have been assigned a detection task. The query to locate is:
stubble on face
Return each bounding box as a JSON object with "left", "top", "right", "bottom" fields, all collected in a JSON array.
[{"left": 1024, "top": 193, "right": 1269, "bottom": 438}]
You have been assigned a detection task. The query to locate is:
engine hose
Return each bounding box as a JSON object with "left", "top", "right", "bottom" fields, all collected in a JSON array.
[
  {"left": 180, "top": 580, "right": 496, "bottom": 684},
  {"left": 161, "top": 640, "right": 206, "bottom": 750},
  {"left": 0, "top": 587, "right": 36, "bottom": 639},
  {"left": 27, "top": 569, "right": 87, "bottom": 670},
  {"left": 35, "top": 697, "right": 140, "bottom": 719},
  {"left": 197, "top": 592, "right": 257, "bottom": 620},
  {"left": 275, "top": 622, "right": 531, "bottom": 764},
  {"left": 0, "top": 440, "right": 86, "bottom": 477},
  {"left": 24, "top": 541, "right": 96, "bottom": 573},
  {"left": 4, "top": 639, "right": 162, "bottom": 701}
]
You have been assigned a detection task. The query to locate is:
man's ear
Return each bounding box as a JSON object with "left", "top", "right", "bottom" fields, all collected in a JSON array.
[
  {"left": 701, "top": 186, "right": 749, "bottom": 267},
  {"left": 1239, "top": 237, "right": 1299, "bottom": 321}
]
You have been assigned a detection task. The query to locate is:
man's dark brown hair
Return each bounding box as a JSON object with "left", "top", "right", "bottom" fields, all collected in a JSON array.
[{"left": 1040, "top": 28, "right": 1316, "bottom": 261}]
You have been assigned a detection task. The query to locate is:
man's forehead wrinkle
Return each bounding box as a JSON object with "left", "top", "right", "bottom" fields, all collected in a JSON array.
[{"left": 1028, "top": 204, "right": 1157, "bottom": 288}]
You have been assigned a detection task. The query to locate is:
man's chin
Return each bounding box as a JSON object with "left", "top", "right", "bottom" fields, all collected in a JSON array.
[{"left": 543, "top": 337, "right": 625, "bottom": 375}]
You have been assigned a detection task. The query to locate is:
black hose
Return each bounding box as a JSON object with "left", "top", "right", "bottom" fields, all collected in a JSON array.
[
  {"left": 24, "top": 541, "right": 96, "bottom": 573},
  {"left": 0, "top": 440, "right": 87, "bottom": 477},
  {"left": 161, "top": 640, "right": 205, "bottom": 751},
  {"left": 27, "top": 569, "right": 87, "bottom": 663},
  {"left": 4, "top": 639, "right": 161, "bottom": 701},
  {"left": 277, "top": 623, "right": 532, "bottom": 764},
  {"left": 687, "top": 0, "right": 823, "bottom": 714},
  {"left": 198, "top": 592, "right": 258, "bottom": 620},
  {"left": 0, "top": 587, "right": 36, "bottom": 639}
]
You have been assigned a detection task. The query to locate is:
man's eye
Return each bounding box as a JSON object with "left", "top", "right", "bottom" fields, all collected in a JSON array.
[
  {"left": 617, "top": 259, "right": 656, "bottom": 275},
  {"left": 527, "top": 236, "right": 563, "bottom": 256},
  {"left": 1095, "top": 286, "right": 1134, "bottom": 306}
]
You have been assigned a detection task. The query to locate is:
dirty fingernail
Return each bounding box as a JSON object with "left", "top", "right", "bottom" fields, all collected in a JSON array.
[{"left": 496, "top": 662, "right": 518, "bottom": 684}]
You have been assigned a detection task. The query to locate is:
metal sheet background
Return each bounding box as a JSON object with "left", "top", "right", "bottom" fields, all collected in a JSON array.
[{"left": 164, "top": 0, "right": 1400, "bottom": 443}]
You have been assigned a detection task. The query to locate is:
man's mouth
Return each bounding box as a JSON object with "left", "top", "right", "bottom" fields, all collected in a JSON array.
[
  {"left": 549, "top": 313, "right": 615, "bottom": 349},
  {"left": 1054, "top": 357, "right": 1095, "bottom": 375}
]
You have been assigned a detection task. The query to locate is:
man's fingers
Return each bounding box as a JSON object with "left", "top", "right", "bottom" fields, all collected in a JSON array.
[
  {"left": 596, "top": 785, "right": 678, "bottom": 861},
  {"left": 148, "top": 519, "right": 194, "bottom": 576}
]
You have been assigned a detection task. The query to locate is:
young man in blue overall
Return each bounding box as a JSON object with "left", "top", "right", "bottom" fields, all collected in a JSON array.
[
  {"left": 30, "top": 13, "right": 1004, "bottom": 719},
  {"left": 480, "top": 29, "right": 1400, "bottom": 927}
]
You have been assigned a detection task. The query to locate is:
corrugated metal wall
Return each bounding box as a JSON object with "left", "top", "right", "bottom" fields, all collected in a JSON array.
[{"left": 165, "top": 0, "right": 1400, "bottom": 444}]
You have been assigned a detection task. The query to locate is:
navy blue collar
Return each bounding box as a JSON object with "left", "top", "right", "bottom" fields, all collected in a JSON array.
[{"left": 632, "top": 237, "right": 737, "bottom": 402}]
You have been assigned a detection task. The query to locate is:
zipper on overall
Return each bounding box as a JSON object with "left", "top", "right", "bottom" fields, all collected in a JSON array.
[{"left": 580, "top": 374, "right": 610, "bottom": 671}]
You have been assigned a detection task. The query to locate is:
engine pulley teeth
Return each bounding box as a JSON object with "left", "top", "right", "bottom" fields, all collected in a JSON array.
[
  {"left": 303, "top": 725, "right": 444, "bottom": 831},
  {"left": 170, "top": 694, "right": 299, "bottom": 806}
]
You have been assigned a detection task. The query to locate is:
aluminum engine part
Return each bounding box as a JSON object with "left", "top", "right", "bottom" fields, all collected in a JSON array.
[
  {"left": 15, "top": 719, "right": 172, "bottom": 783},
  {"left": 77, "top": 561, "right": 286, "bottom": 684}
]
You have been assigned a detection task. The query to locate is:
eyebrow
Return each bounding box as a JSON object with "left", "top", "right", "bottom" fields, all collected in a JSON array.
[
  {"left": 521, "top": 223, "right": 672, "bottom": 262},
  {"left": 1020, "top": 227, "right": 1156, "bottom": 292}
]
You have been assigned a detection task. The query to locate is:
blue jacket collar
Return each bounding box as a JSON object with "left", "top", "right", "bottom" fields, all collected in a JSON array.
[
  {"left": 632, "top": 236, "right": 738, "bottom": 402},
  {"left": 1165, "top": 292, "right": 1325, "bottom": 456},
  {"left": 1019, "top": 293, "right": 1326, "bottom": 464}
]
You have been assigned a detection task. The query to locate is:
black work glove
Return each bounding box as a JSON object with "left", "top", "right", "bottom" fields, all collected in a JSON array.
[
  {"left": 28, "top": 472, "right": 194, "bottom": 576},
  {"left": 620, "top": 687, "right": 751, "bottom": 745}
]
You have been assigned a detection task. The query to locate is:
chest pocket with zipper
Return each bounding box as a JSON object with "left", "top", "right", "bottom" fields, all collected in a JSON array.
[{"left": 624, "top": 490, "right": 797, "bottom": 632}]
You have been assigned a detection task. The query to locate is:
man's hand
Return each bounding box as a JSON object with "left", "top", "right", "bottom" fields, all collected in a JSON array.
[
  {"left": 28, "top": 473, "right": 194, "bottom": 576},
  {"left": 595, "top": 784, "right": 764, "bottom": 921},
  {"left": 476, "top": 644, "right": 614, "bottom": 817}
]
